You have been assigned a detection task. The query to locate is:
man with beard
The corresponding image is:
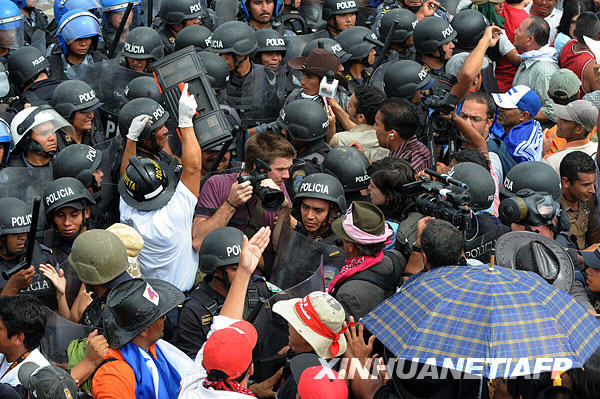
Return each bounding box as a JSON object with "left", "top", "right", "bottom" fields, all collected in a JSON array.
[{"left": 240, "top": 0, "right": 294, "bottom": 36}]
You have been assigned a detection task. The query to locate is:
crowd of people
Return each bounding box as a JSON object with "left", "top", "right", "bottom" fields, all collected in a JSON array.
[{"left": 0, "top": 0, "right": 600, "bottom": 397}]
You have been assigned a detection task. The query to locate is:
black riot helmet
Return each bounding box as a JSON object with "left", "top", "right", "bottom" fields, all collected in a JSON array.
[
  {"left": 210, "top": 21, "right": 258, "bottom": 56},
  {"left": 118, "top": 98, "right": 170, "bottom": 144},
  {"left": 276, "top": 99, "right": 329, "bottom": 142},
  {"left": 378, "top": 8, "right": 418, "bottom": 44},
  {"left": 122, "top": 27, "right": 164, "bottom": 61},
  {"left": 255, "top": 28, "right": 287, "bottom": 54},
  {"left": 197, "top": 51, "right": 229, "bottom": 91},
  {"left": 7, "top": 46, "right": 49, "bottom": 87},
  {"left": 293, "top": 173, "right": 346, "bottom": 214},
  {"left": 0, "top": 197, "right": 31, "bottom": 256},
  {"left": 174, "top": 24, "right": 212, "bottom": 52},
  {"left": 413, "top": 16, "right": 457, "bottom": 55},
  {"left": 52, "top": 144, "right": 103, "bottom": 190},
  {"left": 451, "top": 9, "right": 487, "bottom": 51},
  {"left": 447, "top": 162, "right": 495, "bottom": 211},
  {"left": 199, "top": 226, "right": 244, "bottom": 274},
  {"left": 383, "top": 60, "right": 432, "bottom": 99},
  {"left": 322, "top": 0, "right": 358, "bottom": 21},
  {"left": 43, "top": 177, "right": 96, "bottom": 225},
  {"left": 51, "top": 80, "right": 103, "bottom": 120},
  {"left": 125, "top": 76, "right": 163, "bottom": 103},
  {"left": 118, "top": 157, "right": 177, "bottom": 211},
  {"left": 323, "top": 146, "right": 370, "bottom": 193},
  {"left": 501, "top": 161, "right": 562, "bottom": 201},
  {"left": 302, "top": 38, "right": 351, "bottom": 63},
  {"left": 336, "top": 26, "right": 381, "bottom": 61},
  {"left": 159, "top": 0, "right": 204, "bottom": 26}
]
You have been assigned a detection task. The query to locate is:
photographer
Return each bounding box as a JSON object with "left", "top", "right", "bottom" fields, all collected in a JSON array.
[{"left": 192, "top": 132, "right": 296, "bottom": 250}]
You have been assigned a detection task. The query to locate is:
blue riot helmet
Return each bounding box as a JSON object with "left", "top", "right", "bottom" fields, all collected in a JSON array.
[
  {"left": 9, "top": 0, "right": 25, "bottom": 8},
  {"left": 0, "top": 0, "right": 23, "bottom": 50},
  {"left": 57, "top": 9, "right": 102, "bottom": 55},
  {"left": 240, "top": 0, "right": 283, "bottom": 21},
  {"left": 54, "top": 0, "right": 102, "bottom": 25},
  {"left": 100, "top": 0, "right": 140, "bottom": 32},
  {"left": 0, "top": 118, "right": 11, "bottom": 168}
]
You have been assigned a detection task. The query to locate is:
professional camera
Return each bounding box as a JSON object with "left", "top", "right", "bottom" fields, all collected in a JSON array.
[
  {"left": 498, "top": 189, "right": 566, "bottom": 228},
  {"left": 237, "top": 158, "right": 285, "bottom": 212},
  {"left": 402, "top": 168, "right": 472, "bottom": 230}
]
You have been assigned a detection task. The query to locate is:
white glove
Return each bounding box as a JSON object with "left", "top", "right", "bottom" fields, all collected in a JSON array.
[
  {"left": 179, "top": 83, "right": 197, "bottom": 128},
  {"left": 127, "top": 115, "right": 152, "bottom": 142}
]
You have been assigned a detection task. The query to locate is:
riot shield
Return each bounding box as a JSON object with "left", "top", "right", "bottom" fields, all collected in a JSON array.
[
  {"left": 69, "top": 61, "right": 150, "bottom": 139},
  {"left": 368, "top": 62, "right": 389, "bottom": 92},
  {"left": 238, "top": 65, "right": 287, "bottom": 129},
  {"left": 93, "top": 137, "right": 123, "bottom": 228},
  {"left": 284, "top": 30, "right": 329, "bottom": 63},
  {"left": 270, "top": 224, "right": 345, "bottom": 290},
  {"left": 213, "top": 0, "right": 238, "bottom": 28}
]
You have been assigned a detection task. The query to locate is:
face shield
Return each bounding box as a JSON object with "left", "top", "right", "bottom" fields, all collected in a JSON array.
[
  {"left": 16, "top": 106, "right": 75, "bottom": 139},
  {"left": 0, "top": 14, "right": 23, "bottom": 49},
  {"left": 102, "top": 0, "right": 141, "bottom": 33},
  {"left": 58, "top": 11, "right": 102, "bottom": 51}
]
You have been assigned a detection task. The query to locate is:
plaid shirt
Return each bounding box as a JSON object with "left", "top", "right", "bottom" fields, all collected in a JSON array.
[{"left": 390, "top": 136, "right": 431, "bottom": 173}]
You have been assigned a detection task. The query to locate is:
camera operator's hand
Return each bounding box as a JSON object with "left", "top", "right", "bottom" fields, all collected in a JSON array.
[
  {"left": 416, "top": 0, "right": 439, "bottom": 20},
  {"left": 227, "top": 180, "right": 253, "bottom": 208},
  {"left": 179, "top": 83, "right": 197, "bottom": 128},
  {"left": 482, "top": 25, "right": 503, "bottom": 48},
  {"left": 127, "top": 115, "right": 152, "bottom": 142},
  {"left": 1, "top": 265, "right": 35, "bottom": 295}
]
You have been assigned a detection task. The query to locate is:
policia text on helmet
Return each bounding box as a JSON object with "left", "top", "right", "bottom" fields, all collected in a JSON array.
[
  {"left": 322, "top": 0, "right": 358, "bottom": 38},
  {"left": 210, "top": 21, "right": 258, "bottom": 78}
]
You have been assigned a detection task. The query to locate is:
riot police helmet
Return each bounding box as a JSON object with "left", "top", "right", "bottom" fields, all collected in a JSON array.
[
  {"left": 322, "top": 0, "right": 358, "bottom": 21},
  {"left": 501, "top": 161, "right": 562, "bottom": 201},
  {"left": 383, "top": 60, "right": 432, "bottom": 99},
  {"left": 118, "top": 98, "right": 169, "bottom": 143},
  {"left": 57, "top": 9, "right": 103, "bottom": 55},
  {"left": 197, "top": 51, "right": 229, "bottom": 91},
  {"left": 125, "top": 76, "right": 163, "bottom": 103},
  {"left": 52, "top": 144, "right": 103, "bottom": 189},
  {"left": 118, "top": 156, "right": 177, "bottom": 211},
  {"left": 199, "top": 226, "right": 244, "bottom": 274},
  {"left": 210, "top": 21, "right": 257, "bottom": 56},
  {"left": 0, "top": 197, "right": 31, "bottom": 236},
  {"left": 276, "top": 99, "right": 329, "bottom": 142},
  {"left": 122, "top": 26, "right": 164, "bottom": 60},
  {"left": 10, "top": 105, "right": 74, "bottom": 154},
  {"left": 54, "top": 0, "right": 102, "bottom": 25},
  {"left": 447, "top": 162, "right": 495, "bottom": 211},
  {"left": 0, "top": 0, "right": 24, "bottom": 50},
  {"left": 255, "top": 28, "right": 286, "bottom": 54},
  {"left": 302, "top": 37, "right": 351, "bottom": 63},
  {"left": 293, "top": 173, "right": 346, "bottom": 214},
  {"left": 159, "top": 0, "right": 204, "bottom": 26},
  {"left": 174, "top": 24, "right": 212, "bottom": 51},
  {"left": 451, "top": 9, "right": 487, "bottom": 51},
  {"left": 43, "top": 177, "right": 96, "bottom": 225},
  {"left": 51, "top": 79, "right": 103, "bottom": 120},
  {"left": 100, "top": 0, "right": 141, "bottom": 31},
  {"left": 412, "top": 16, "right": 456, "bottom": 55},
  {"left": 336, "top": 26, "right": 381, "bottom": 61},
  {"left": 378, "top": 8, "right": 418, "bottom": 44},
  {"left": 323, "top": 146, "right": 370, "bottom": 193},
  {"left": 240, "top": 0, "right": 283, "bottom": 21},
  {"left": 7, "top": 46, "right": 49, "bottom": 87}
]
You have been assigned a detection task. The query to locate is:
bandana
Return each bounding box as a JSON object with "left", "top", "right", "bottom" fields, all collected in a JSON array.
[
  {"left": 203, "top": 380, "right": 256, "bottom": 397},
  {"left": 341, "top": 206, "right": 393, "bottom": 244},
  {"left": 327, "top": 252, "right": 384, "bottom": 294},
  {"left": 294, "top": 295, "right": 355, "bottom": 357}
]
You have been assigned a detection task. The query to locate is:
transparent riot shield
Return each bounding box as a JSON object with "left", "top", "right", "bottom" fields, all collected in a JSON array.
[
  {"left": 368, "top": 62, "right": 388, "bottom": 92},
  {"left": 93, "top": 137, "right": 123, "bottom": 228},
  {"left": 69, "top": 60, "right": 150, "bottom": 139},
  {"left": 238, "top": 65, "right": 287, "bottom": 129}
]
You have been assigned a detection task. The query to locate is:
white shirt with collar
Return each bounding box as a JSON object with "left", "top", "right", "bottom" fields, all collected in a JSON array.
[
  {"left": 525, "top": 3, "right": 563, "bottom": 45},
  {"left": 0, "top": 348, "right": 50, "bottom": 387}
]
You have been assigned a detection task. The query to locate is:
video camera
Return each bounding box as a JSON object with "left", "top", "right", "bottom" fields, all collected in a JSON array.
[
  {"left": 402, "top": 169, "right": 472, "bottom": 230},
  {"left": 237, "top": 158, "right": 285, "bottom": 212}
]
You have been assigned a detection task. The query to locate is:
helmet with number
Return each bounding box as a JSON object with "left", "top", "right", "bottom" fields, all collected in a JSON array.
[
  {"left": 43, "top": 177, "right": 96, "bottom": 224},
  {"left": 210, "top": 21, "right": 257, "bottom": 56},
  {"left": 122, "top": 27, "right": 163, "bottom": 61},
  {"left": 100, "top": 0, "right": 141, "bottom": 31},
  {"left": 51, "top": 80, "right": 103, "bottom": 120},
  {"left": 293, "top": 173, "right": 346, "bottom": 214},
  {"left": 0, "top": 197, "right": 31, "bottom": 235},
  {"left": 159, "top": 0, "right": 204, "bottom": 26},
  {"left": 451, "top": 9, "right": 487, "bottom": 51},
  {"left": 501, "top": 161, "right": 561, "bottom": 201},
  {"left": 10, "top": 105, "right": 74, "bottom": 154},
  {"left": 336, "top": 26, "right": 381, "bottom": 61},
  {"left": 118, "top": 98, "right": 169, "bottom": 143},
  {"left": 7, "top": 46, "right": 48, "bottom": 87},
  {"left": 413, "top": 16, "right": 456, "bottom": 55},
  {"left": 240, "top": 0, "right": 283, "bottom": 21},
  {"left": 0, "top": 0, "right": 24, "bottom": 50},
  {"left": 57, "top": 9, "right": 103, "bottom": 55},
  {"left": 447, "top": 162, "right": 495, "bottom": 211},
  {"left": 276, "top": 99, "right": 329, "bottom": 142},
  {"left": 199, "top": 227, "right": 243, "bottom": 274},
  {"left": 378, "top": 8, "right": 418, "bottom": 44},
  {"left": 383, "top": 60, "right": 432, "bottom": 99},
  {"left": 54, "top": 0, "right": 102, "bottom": 26},
  {"left": 302, "top": 37, "right": 351, "bottom": 63},
  {"left": 255, "top": 28, "right": 286, "bottom": 54},
  {"left": 323, "top": 146, "right": 370, "bottom": 192},
  {"left": 52, "top": 144, "right": 103, "bottom": 189},
  {"left": 322, "top": 0, "right": 358, "bottom": 21},
  {"left": 0, "top": 118, "right": 11, "bottom": 167},
  {"left": 197, "top": 51, "right": 229, "bottom": 91},
  {"left": 174, "top": 24, "right": 212, "bottom": 51},
  {"left": 125, "top": 76, "right": 163, "bottom": 103},
  {"left": 118, "top": 156, "right": 177, "bottom": 211}
]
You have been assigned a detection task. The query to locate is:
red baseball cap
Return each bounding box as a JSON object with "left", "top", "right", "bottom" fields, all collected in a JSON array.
[
  {"left": 202, "top": 321, "right": 258, "bottom": 380},
  {"left": 298, "top": 366, "right": 348, "bottom": 399}
]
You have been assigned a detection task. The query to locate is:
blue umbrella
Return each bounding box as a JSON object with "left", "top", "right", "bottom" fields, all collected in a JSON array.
[{"left": 362, "top": 264, "right": 600, "bottom": 379}]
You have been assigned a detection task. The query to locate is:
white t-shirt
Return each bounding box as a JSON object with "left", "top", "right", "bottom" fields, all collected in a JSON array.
[
  {"left": 120, "top": 181, "right": 199, "bottom": 292},
  {"left": 0, "top": 348, "right": 50, "bottom": 387},
  {"left": 544, "top": 141, "right": 597, "bottom": 175},
  {"left": 525, "top": 4, "right": 563, "bottom": 44}
]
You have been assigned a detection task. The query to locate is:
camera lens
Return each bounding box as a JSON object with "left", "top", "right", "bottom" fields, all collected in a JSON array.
[{"left": 258, "top": 187, "right": 284, "bottom": 212}]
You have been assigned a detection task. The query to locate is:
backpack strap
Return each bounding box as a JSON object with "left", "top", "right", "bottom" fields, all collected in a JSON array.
[
  {"left": 189, "top": 288, "right": 220, "bottom": 316},
  {"left": 335, "top": 250, "right": 406, "bottom": 292}
]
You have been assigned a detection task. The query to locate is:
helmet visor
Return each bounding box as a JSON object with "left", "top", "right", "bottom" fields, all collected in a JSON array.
[
  {"left": 58, "top": 12, "right": 102, "bottom": 45},
  {"left": 0, "top": 15, "right": 24, "bottom": 49},
  {"left": 102, "top": 2, "right": 141, "bottom": 33},
  {"left": 21, "top": 108, "right": 76, "bottom": 138}
]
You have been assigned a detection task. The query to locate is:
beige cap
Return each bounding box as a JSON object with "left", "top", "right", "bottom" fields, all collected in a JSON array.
[{"left": 106, "top": 223, "right": 144, "bottom": 278}]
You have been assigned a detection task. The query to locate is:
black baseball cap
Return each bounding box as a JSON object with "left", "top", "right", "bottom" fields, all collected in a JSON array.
[{"left": 18, "top": 362, "right": 79, "bottom": 399}]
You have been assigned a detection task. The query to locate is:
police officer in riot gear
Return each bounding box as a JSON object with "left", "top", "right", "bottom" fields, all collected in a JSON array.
[
  {"left": 0, "top": 197, "right": 59, "bottom": 309},
  {"left": 124, "top": 76, "right": 163, "bottom": 103},
  {"left": 6, "top": 46, "right": 60, "bottom": 109},
  {"left": 51, "top": 79, "right": 106, "bottom": 150},
  {"left": 8, "top": 105, "right": 74, "bottom": 167},
  {"left": 253, "top": 28, "right": 286, "bottom": 70},
  {"left": 376, "top": 8, "right": 417, "bottom": 63},
  {"left": 337, "top": 26, "right": 379, "bottom": 92},
  {"left": 100, "top": 0, "right": 142, "bottom": 57},
  {"left": 301, "top": 37, "right": 351, "bottom": 61},
  {"left": 278, "top": 0, "right": 309, "bottom": 35},
  {"left": 413, "top": 16, "right": 456, "bottom": 74},
  {"left": 321, "top": 0, "right": 358, "bottom": 39},
  {"left": 174, "top": 24, "right": 212, "bottom": 52},
  {"left": 323, "top": 146, "right": 371, "bottom": 204},
  {"left": 156, "top": 0, "right": 207, "bottom": 55},
  {"left": 277, "top": 99, "right": 332, "bottom": 195},
  {"left": 176, "top": 226, "right": 279, "bottom": 357},
  {"left": 11, "top": 0, "right": 48, "bottom": 47},
  {"left": 293, "top": 173, "right": 346, "bottom": 245},
  {"left": 0, "top": 0, "right": 25, "bottom": 63},
  {"left": 240, "top": 0, "right": 293, "bottom": 36},
  {"left": 120, "top": 26, "right": 164, "bottom": 72},
  {"left": 371, "top": 0, "right": 448, "bottom": 36}
]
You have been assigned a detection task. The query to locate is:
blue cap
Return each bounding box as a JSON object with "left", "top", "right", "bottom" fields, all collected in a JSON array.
[{"left": 492, "top": 85, "right": 541, "bottom": 117}]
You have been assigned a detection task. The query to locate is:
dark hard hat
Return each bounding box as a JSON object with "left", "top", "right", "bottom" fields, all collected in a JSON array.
[
  {"left": 118, "top": 98, "right": 169, "bottom": 142},
  {"left": 0, "top": 197, "right": 31, "bottom": 235},
  {"left": 451, "top": 9, "right": 487, "bottom": 51},
  {"left": 52, "top": 144, "right": 103, "bottom": 189},
  {"left": 7, "top": 46, "right": 49, "bottom": 86},
  {"left": 51, "top": 80, "right": 102, "bottom": 119},
  {"left": 255, "top": 28, "right": 287, "bottom": 54},
  {"left": 383, "top": 60, "right": 431, "bottom": 99},
  {"left": 159, "top": 0, "right": 205, "bottom": 25},
  {"left": 118, "top": 157, "right": 177, "bottom": 211},
  {"left": 123, "top": 27, "right": 164, "bottom": 60},
  {"left": 210, "top": 21, "right": 257, "bottom": 56},
  {"left": 199, "top": 226, "right": 244, "bottom": 274},
  {"left": 322, "top": 0, "right": 358, "bottom": 21},
  {"left": 501, "top": 161, "right": 561, "bottom": 201},
  {"left": 336, "top": 26, "right": 381, "bottom": 61},
  {"left": 323, "top": 146, "right": 370, "bottom": 192},
  {"left": 276, "top": 99, "right": 329, "bottom": 142},
  {"left": 413, "top": 16, "right": 457, "bottom": 55},
  {"left": 302, "top": 38, "right": 350, "bottom": 63},
  {"left": 175, "top": 24, "right": 212, "bottom": 51},
  {"left": 125, "top": 76, "right": 163, "bottom": 103},
  {"left": 293, "top": 172, "right": 346, "bottom": 213},
  {"left": 43, "top": 177, "right": 96, "bottom": 224},
  {"left": 197, "top": 51, "right": 229, "bottom": 91},
  {"left": 447, "top": 162, "right": 495, "bottom": 211}
]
